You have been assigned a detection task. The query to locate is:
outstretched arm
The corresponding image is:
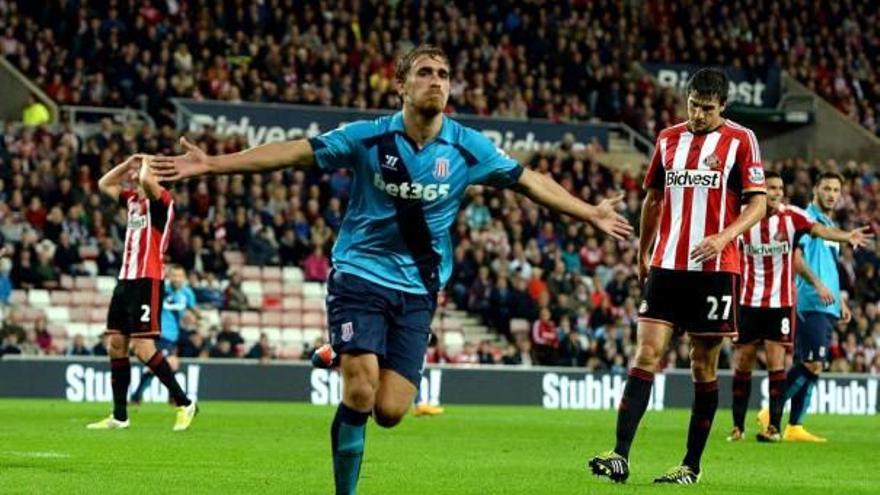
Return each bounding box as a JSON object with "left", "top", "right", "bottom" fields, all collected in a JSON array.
[
  {"left": 150, "top": 137, "right": 316, "bottom": 181},
  {"left": 810, "top": 223, "right": 873, "bottom": 249},
  {"left": 139, "top": 156, "right": 165, "bottom": 200},
  {"left": 515, "top": 168, "right": 634, "bottom": 241}
]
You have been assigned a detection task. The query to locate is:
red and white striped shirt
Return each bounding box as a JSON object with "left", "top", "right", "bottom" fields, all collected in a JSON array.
[
  {"left": 643, "top": 120, "right": 766, "bottom": 274},
  {"left": 118, "top": 188, "right": 174, "bottom": 280},
  {"left": 740, "top": 204, "right": 815, "bottom": 308}
]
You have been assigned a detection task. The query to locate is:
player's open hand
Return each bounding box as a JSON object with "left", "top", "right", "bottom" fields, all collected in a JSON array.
[
  {"left": 149, "top": 137, "right": 211, "bottom": 181},
  {"left": 689, "top": 233, "right": 730, "bottom": 264},
  {"left": 593, "top": 193, "right": 634, "bottom": 241},
  {"left": 816, "top": 283, "right": 835, "bottom": 306},
  {"left": 847, "top": 226, "right": 874, "bottom": 249}
]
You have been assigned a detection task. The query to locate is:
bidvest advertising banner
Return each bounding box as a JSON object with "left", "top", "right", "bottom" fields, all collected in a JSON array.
[
  {"left": 642, "top": 63, "right": 782, "bottom": 108},
  {"left": 172, "top": 99, "right": 611, "bottom": 151}
]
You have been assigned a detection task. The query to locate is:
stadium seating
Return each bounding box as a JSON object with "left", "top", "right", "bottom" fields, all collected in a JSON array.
[{"left": 1, "top": 0, "right": 878, "bottom": 370}]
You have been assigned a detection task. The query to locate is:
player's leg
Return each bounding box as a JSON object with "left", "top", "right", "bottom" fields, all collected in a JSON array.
[
  {"left": 375, "top": 289, "right": 435, "bottom": 427},
  {"left": 413, "top": 363, "right": 444, "bottom": 416},
  {"left": 88, "top": 283, "right": 132, "bottom": 429},
  {"left": 616, "top": 320, "right": 672, "bottom": 456},
  {"left": 131, "top": 337, "right": 196, "bottom": 431},
  {"left": 131, "top": 340, "right": 176, "bottom": 404},
  {"left": 374, "top": 369, "right": 418, "bottom": 427},
  {"left": 661, "top": 335, "right": 722, "bottom": 482},
  {"left": 333, "top": 353, "right": 380, "bottom": 495},
  {"left": 783, "top": 312, "right": 827, "bottom": 441},
  {"left": 324, "top": 269, "right": 394, "bottom": 495},
  {"left": 129, "top": 368, "right": 153, "bottom": 404},
  {"left": 131, "top": 339, "right": 191, "bottom": 407},
  {"left": 758, "top": 340, "right": 787, "bottom": 442},
  {"left": 729, "top": 342, "right": 757, "bottom": 440},
  {"left": 589, "top": 319, "right": 672, "bottom": 483},
  {"left": 87, "top": 333, "right": 131, "bottom": 429}
]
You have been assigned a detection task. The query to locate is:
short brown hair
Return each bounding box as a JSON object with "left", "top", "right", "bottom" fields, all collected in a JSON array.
[
  {"left": 816, "top": 170, "right": 844, "bottom": 186},
  {"left": 394, "top": 44, "right": 449, "bottom": 83}
]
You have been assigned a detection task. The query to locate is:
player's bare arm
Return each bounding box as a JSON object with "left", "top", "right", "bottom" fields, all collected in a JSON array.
[
  {"left": 98, "top": 155, "right": 143, "bottom": 201},
  {"left": 690, "top": 193, "right": 766, "bottom": 263},
  {"left": 138, "top": 156, "right": 165, "bottom": 200},
  {"left": 515, "top": 168, "right": 634, "bottom": 241},
  {"left": 795, "top": 249, "right": 834, "bottom": 305},
  {"left": 637, "top": 188, "right": 663, "bottom": 283},
  {"left": 841, "top": 297, "right": 852, "bottom": 323},
  {"left": 149, "top": 136, "right": 316, "bottom": 181},
  {"left": 810, "top": 223, "right": 874, "bottom": 249}
]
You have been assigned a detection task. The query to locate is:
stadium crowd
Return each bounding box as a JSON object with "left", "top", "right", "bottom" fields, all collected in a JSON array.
[
  {"left": 2, "top": 0, "right": 682, "bottom": 138},
  {"left": 0, "top": 120, "right": 879, "bottom": 375},
  {"left": 0, "top": 0, "right": 879, "bottom": 372},
  {"left": 4, "top": 1, "right": 880, "bottom": 137}
]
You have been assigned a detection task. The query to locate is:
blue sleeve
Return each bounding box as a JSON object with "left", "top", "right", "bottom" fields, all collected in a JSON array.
[
  {"left": 462, "top": 128, "right": 524, "bottom": 188},
  {"left": 307, "top": 120, "right": 377, "bottom": 171}
]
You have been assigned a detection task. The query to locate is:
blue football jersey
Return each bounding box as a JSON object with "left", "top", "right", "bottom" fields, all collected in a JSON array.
[
  {"left": 795, "top": 203, "right": 841, "bottom": 318},
  {"left": 160, "top": 283, "right": 196, "bottom": 343},
  {"left": 308, "top": 112, "right": 523, "bottom": 294}
]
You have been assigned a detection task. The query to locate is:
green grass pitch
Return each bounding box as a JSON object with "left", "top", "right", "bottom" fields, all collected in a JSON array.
[{"left": 1, "top": 399, "right": 876, "bottom": 494}]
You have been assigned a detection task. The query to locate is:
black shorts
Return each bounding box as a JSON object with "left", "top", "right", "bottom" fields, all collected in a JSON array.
[
  {"left": 795, "top": 311, "right": 835, "bottom": 363},
  {"left": 638, "top": 268, "right": 739, "bottom": 337},
  {"left": 735, "top": 306, "right": 795, "bottom": 346},
  {"left": 106, "top": 279, "right": 163, "bottom": 339}
]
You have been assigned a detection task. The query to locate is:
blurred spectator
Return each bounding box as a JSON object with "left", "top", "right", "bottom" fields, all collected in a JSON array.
[
  {"left": 66, "top": 334, "right": 91, "bottom": 356},
  {"left": 97, "top": 237, "right": 121, "bottom": 275},
  {"left": 179, "top": 329, "right": 209, "bottom": 358},
  {"left": 19, "top": 328, "right": 41, "bottom": 355},
  {"left": 1, "top": 308, "right": 25, "bottom": 343},
  {"left": 209, "top": 339, "right": 236, "bottom": 359},
  {"left": 531, "top": 308, "right": 559, "bottom": 366},
  {"left": 279, "top": 229, "right": 309, "bottom": 266},
  {"left": 34, "top": 316, "right": 52, "bottom": 353},
  {"left": 501, "top": 343, "right": 523, "bottom": 365},
  {"left": 0, "top": 256, "right": 11, "bottom": 304},
  {"left": 488, "top": 274, "right": 515, "bottom": 342},
  {"left": 92, "top": 335, "right": 109, "bottom": 356},
  {"left": 559, "top": 328, "right": 586, "bottom": 367},
  {"left": 476, "top": 340, "right": 496, "bottom": 365},
  {"left": 247, "top": 226, "right": 278, "bottom": 266},
  {"left": 455, "top": 342, "right": 479, "bottom": 364},
  {"left": 303, "top": 245, "right": 331, "bottom": 282},
  {"left": 246, "top": 333, "right": 273, "bottom": 363},
  {"left": 223, "top": 271, "right": 249, "bottom": 310},
  {"left": 1, "top": 331, "right": 22, "bottom": 355},
  {"left": 216, "top": 316, "right": 245, "bottom": 355}
]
